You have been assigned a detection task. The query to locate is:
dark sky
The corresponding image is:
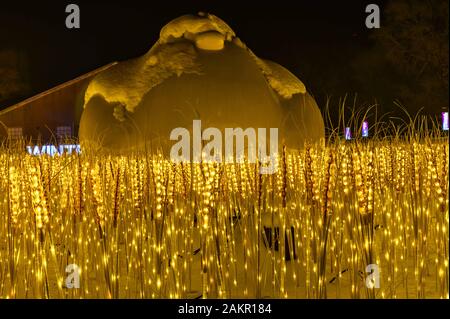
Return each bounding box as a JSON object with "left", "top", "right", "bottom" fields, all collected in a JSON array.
[{"left": 1, "top": 0, "right": 389, "bottom": 110}]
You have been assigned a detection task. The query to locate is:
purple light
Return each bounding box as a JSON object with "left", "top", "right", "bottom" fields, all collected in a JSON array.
[
  {"left": 362, "top": 121, "right": 369, "bottom": 137},
  {"left": 442, "top": 112, "right": 449, "bottom": 131},
  {"left": 345, "top": 127, "right": 352, "bottom": 140}
]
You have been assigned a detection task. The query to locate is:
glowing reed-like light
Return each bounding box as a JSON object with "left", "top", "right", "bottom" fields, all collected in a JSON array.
[
  {"left": 345, "top": 127, "right": 352, "bottom": 140},
  {"left": 0, "top": 132, "right": 447, "bottom": 299},
  {"left": 442, "top": 112, "right": 449, "bottom": 131},
  {"left": 362, "top": 121, "right": 369, "bottom": 137},
  {"left": 26, "top": 144, "right": 81, "bottom": 156}
]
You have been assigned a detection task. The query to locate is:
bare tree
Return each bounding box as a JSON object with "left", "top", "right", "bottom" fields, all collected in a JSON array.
[
  {"left": 374, "top": 0, "right": 448, "bottom": 112},
  {"left": 0, "top": 49, "right": 30, "bottom": 103}
]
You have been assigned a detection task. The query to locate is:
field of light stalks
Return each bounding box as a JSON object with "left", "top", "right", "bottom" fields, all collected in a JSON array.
[{"left": 0, "top": 110, "right": 448, "bottom": 299}]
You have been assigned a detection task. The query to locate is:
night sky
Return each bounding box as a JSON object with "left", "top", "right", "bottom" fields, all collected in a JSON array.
[{"left": 2, "top": 0, "right": 428, "bottom": 117}]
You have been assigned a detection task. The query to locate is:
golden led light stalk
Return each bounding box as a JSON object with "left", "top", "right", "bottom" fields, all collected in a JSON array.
[{"left": 0, "top": 122, "right": 448, "bottom": 299}]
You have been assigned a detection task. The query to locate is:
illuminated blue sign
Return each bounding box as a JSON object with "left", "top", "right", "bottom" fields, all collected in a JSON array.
[{"left": 26, "top": 144, "right": 81, "bottom": 156}]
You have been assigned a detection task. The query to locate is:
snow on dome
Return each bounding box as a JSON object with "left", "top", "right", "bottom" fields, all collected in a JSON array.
[
  {"left": 80, "top": 13, "right": 324, "bottom": 153},
  {"left": 84, "top": 42, "right": 202, "bottom": 118},
  {"left": 159, "top": 13, "right": 235, "bottom": 44},
  {"left": 260, "top": 60, "right": 306, "bottom": 98},
  {"left": 247, "top": 50, "right": 306, "bottom": 98}
]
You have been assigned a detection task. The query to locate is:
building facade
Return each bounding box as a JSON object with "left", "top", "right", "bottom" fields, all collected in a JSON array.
[{"left": 0, "top": 63, "right": 116, "bottom": 144}]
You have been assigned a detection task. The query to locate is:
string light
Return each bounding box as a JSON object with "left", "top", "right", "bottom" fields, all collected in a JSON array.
[{"left": 0, "top": 133, "right": 447, "bottom": 299}]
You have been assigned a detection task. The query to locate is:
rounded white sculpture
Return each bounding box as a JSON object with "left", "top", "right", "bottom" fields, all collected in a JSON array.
[{"left": 79, "top": 13, "right": 325, "bottom": 154}]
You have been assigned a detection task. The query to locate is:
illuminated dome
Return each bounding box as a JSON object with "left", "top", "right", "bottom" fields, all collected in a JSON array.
[{"left": 79, "top": 13, "right": 325, "bottom": 153}]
